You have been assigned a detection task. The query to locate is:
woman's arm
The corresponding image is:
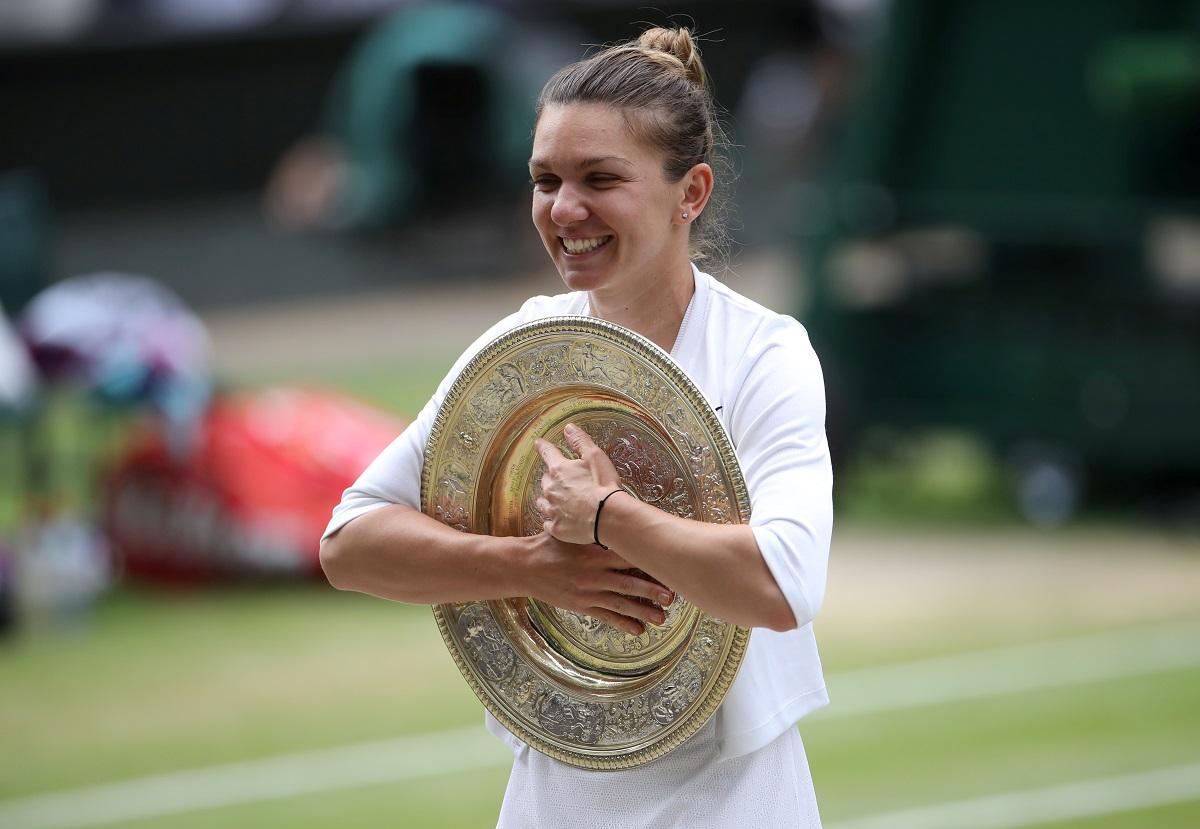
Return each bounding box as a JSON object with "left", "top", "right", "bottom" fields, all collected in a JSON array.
[
  {"left": 599, "top": 493, "right": 796, "bottom": 632},
  {"left": 319, "top": 504, "right": 673, "bottom": 636},
  {"left": 535, "top": 425, "right": 798, "bottom": 632}
]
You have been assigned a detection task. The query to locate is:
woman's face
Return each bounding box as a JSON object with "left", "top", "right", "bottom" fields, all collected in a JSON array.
[{"left": 529, "top": 103, "right": 688, "bottom": 297}]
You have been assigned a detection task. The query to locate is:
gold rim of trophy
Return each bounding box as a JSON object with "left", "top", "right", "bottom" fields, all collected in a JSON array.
[{"left": 421, "top": 316, "right": 751, "bottom": 770}]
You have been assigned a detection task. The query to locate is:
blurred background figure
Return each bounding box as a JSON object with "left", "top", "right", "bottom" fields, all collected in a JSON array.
[{"left": 264, "top": 1, "right": 579, "bottom": 232}]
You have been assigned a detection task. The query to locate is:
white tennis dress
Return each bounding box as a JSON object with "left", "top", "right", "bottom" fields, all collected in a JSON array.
[{"left": 325, "top": 265, "right": 833, "bottom": 827}]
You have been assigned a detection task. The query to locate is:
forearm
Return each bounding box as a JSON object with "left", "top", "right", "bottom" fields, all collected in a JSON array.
[
  {"left": 321, "top": 502, "right": 671, "bottom": 635},
  {"left": 319, "top": 504, "right": 521, "bottom": 604},
  {"left": 596, "top": 494, "right": 797, "bottom": 632}
]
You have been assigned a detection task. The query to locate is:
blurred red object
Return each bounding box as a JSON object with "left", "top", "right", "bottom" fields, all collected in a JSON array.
[{"left": 105, "top": 387, "right": 404, "bottom": 582}]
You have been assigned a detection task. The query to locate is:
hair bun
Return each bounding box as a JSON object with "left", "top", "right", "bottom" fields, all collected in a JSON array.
[{"left": 637, "top": 26, "right": 707, "bottom": 90}]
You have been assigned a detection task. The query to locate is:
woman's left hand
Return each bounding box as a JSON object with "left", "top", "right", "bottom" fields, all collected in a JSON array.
[{"left": 534, "top": 423, "right": 623, "bottom": 545}]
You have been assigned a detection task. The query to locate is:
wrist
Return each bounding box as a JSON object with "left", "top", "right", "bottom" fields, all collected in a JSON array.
[
  {"left": 594, "top": 487, "right": 631, "bottom": 550},
  {"left": 486, "top": 533, "right": 533, "bottom": 599}
]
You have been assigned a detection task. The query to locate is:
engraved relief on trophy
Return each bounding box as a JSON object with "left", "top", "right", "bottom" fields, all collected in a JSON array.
[
  {"left": 458, "top": 603, "right": 517, "bottom": 682},
  {"left": 537, "top": 692, "right": 606, "bottom": 745},
  {"left": 520, "top": 343, "right": 570, "bottom": 389},
  {"left": 650, "top": 659, "right": 705, "bottom": 725},
  {"left": 471, "top": 362, "right": 525, "bottom": 426},
  {"left": 569, "top": 341, "right": 632, "bottom": 388},
  {"left": 434, "top": 460, "right": 472, "bottom": 531},
  {"left": 601, "top": 696, "right": 654, "bottom": 743}
]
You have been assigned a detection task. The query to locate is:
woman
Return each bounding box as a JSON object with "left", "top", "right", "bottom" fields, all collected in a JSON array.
[{"left": 320, "top": 26, "right": 832, "bottom": 828}]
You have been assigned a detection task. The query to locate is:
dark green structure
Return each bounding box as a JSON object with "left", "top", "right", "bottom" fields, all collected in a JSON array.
[{"left": 805, "top": 0, "right": 1200, "bottom": 517}]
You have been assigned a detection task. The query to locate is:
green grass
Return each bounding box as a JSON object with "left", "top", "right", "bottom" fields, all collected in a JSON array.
[
  {"left": 835, "top": 429, "right": 1019, "bottom": 525},
  {"left": 239, "top": 354, "right": 454, "bottom": 422},
  {"left": 807, "top": 669, "right": 1200, "bottom": 821},
  {"left": 106, "top": 772, "right": 515, "bottom": 829},
  {"left": 2, "top": 574, "right": 1197, "bottom": 828},
  {"left": 1028, "top": 801, "right": 1200, "bottom": 829},
  {"left": 0, "top": 587, "right": 480, "bottom": 798}
]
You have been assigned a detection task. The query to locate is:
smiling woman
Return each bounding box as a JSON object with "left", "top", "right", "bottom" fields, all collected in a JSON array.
[
  {"left": 528, "top": 103, "right": 709, "bottom": 346},
  {"left": 318, "top": 25, "right": 832, "bottom": 829}
]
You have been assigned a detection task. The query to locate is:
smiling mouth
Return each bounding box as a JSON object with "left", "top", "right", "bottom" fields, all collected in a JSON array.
[{"left": 560, "top": 235, "right": 613, "bottom": 255}]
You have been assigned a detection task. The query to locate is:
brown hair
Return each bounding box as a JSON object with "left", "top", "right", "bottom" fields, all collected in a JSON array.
[{"left": 535, "top": 27, "right": 731, "bottom": 264}]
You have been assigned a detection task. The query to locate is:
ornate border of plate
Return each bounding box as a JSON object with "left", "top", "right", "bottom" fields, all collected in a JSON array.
[{"left": 421, "top": 316, "right": 751, "bottom": 770}]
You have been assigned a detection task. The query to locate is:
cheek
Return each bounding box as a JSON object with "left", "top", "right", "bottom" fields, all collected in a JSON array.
[{"left": 531, "top": 196, "right": 551, "bottom": 232}]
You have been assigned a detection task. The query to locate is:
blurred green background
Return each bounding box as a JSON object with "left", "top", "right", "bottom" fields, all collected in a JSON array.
[{"left": 1, "top": 1, "right": 1198, "bottom": 827}]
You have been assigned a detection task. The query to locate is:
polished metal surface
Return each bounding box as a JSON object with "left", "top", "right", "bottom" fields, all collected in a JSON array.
[{"left": 421, "top": 316, "right": 750, "bottom": 769}]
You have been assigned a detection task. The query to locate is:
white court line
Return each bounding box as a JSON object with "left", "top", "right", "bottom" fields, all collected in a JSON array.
[
  {"left": 0, "top": 726, "right": 510, "bottom": 829},
  {"left": 2, "top": 620, "right": 1199, "bottom": 829},
  {"left": 819, "top": 618, "right": 1200, "bottom": 718},
  {"left": 825, "top": 762, "right": 1200, "bottom": 829}
]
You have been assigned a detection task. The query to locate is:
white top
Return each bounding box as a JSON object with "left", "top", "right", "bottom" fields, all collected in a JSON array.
[
  {"left": 324, "top": 264, "right": 833, "bottom": 759},
  {"left": 495, "top": 716, "right": 823, "bottom": 828}
]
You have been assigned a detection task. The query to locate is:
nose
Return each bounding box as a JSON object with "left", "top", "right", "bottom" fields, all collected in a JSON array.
[{"left": 549, "top": 182, "right": 588, "bottom": 227}]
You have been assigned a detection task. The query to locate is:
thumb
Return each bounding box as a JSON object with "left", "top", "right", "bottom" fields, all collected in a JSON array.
[
  {"left": 563, "top": 422, "right": 597, "bottom": 455},
  {"left": 567, "top": 422, "right": 622, "bottom": 487}
]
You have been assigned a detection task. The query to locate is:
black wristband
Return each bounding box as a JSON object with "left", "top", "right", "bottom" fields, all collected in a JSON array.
[{"left": 593, "top": 488, "right": 625, "bottom": 549}]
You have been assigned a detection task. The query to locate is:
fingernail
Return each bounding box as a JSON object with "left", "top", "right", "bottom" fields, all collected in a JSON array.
[
  {"left": 565, "top": 423, "right": 579, "bottom": 434},
  {"left": 659, "top": 592, "right": 673, "bottom": 606}
]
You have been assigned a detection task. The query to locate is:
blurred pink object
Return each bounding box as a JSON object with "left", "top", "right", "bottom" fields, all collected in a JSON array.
[{"left": 105, "top": 386, "right": 404, "bottom": 583}]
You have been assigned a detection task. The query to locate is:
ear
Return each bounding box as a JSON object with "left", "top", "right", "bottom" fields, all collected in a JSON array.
[{"left": 674, "top": 162, "right": 714, "bottom": 226}]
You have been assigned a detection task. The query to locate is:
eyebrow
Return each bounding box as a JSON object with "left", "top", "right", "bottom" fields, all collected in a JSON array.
[{"left": 528, "top": 155, "right": 634, "bottom": 171}]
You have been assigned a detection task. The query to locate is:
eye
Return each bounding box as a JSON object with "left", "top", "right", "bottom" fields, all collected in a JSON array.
[
  {"left": 530, "top": 175, "right": 559, "bottom": 192},
  {"left": 588, "top": 174, "right": 621, "bottom": 187}
]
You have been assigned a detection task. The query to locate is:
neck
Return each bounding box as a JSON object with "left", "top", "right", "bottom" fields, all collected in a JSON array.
[{"left": 588, "top": 262, "right": 696, "bottom": 353}]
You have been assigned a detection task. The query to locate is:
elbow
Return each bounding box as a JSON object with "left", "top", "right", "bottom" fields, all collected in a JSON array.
[
  {"left": 762, "top": 597, "right": 799, "bottom": 633},
  {"left": 759, "top": 578, "right": 820, "bottom": 632},
  {"left": 319, "top": 536, "right": 354, "bottom": 591}
]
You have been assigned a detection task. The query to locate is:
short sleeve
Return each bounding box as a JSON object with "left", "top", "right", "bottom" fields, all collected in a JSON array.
[
  {"left": 727, "top": 320, "right": 833, "bottom": 629},
  {"left": 321, "top": 307, "right": 530, "bottom": 541}
]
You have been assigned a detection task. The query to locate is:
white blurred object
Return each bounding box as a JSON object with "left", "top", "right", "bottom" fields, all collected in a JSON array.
[
  {"left": 15, "top": 516, "right": 111, "bottom": 628},
  {"left": 0, "top": 303, "right": 37, "bottom": 411},
  {"left": 138, "top": 0, "right": 288, "bottom": 32},
  {"left": 20, "top": 272, "right": 213, "bottom": 457},
  {"left": 289, "top": 0, "right": 413, "bottom": 22},
  {"left": 20, "top": 272, "right": 211, "bottom": 396},
  {"left": 1146, "top": 216, "right": 1200, "bottom": 299},
  {"left": 817, "top": 0, "right": 890, "bottom": 48},
  {"left": 0, "top": 0, "right": 100, "bottom": 41},
  {"left": 741, "top": 52, "right": 822, "bottom": 141},
  {"left": 1009, "top": 445, "right": 1084, "bottom": 528}
]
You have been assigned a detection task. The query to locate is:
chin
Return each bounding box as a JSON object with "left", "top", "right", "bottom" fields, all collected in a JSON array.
[{"left": 560, "top": 270, "right": 610, "bottom": 295}]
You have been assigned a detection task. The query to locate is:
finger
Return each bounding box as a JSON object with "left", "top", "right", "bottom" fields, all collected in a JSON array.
[
  {"left": 605, "top": 571, "right": 675, "bottom": 608},
  {"left": 563, "top": 422, "right": 598, "bottom": 456},
  {"left": 533, "top": 438, "right": 564, "bottom": 468},
  {"left": 535, "top": 497, "right": 552, "bottom": 517},
  {"left": 598, "top": 592, "right": 667, "bottom": 627},
  {"left": 565, "top": 425, "right": 622, "bottom": 487},
  {"left": 584, "top": 606, "right": 645, "bottom": 637}
]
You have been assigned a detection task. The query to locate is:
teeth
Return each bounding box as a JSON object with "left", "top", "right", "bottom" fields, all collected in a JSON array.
[{"left": 562, "top": 236, "right": 611, "bottom": 254}]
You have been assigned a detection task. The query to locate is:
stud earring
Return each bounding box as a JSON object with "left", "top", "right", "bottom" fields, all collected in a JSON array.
[{"left": 681, "top": 211, "right": 690, "bottom": 220}]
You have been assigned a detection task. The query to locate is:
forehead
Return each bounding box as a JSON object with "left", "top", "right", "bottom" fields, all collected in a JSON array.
[{"left": 530, "top": 103, "right": 658, "bottom": 168}]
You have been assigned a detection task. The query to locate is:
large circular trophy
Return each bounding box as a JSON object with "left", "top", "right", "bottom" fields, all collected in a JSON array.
[{"left": 421, "top": 316, "right": 750, "bottom": 769}]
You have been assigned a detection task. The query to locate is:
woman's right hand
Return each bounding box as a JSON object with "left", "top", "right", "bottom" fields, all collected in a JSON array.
[{"left": 519, "top": 532, "right": 675, "bottom": 637}]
